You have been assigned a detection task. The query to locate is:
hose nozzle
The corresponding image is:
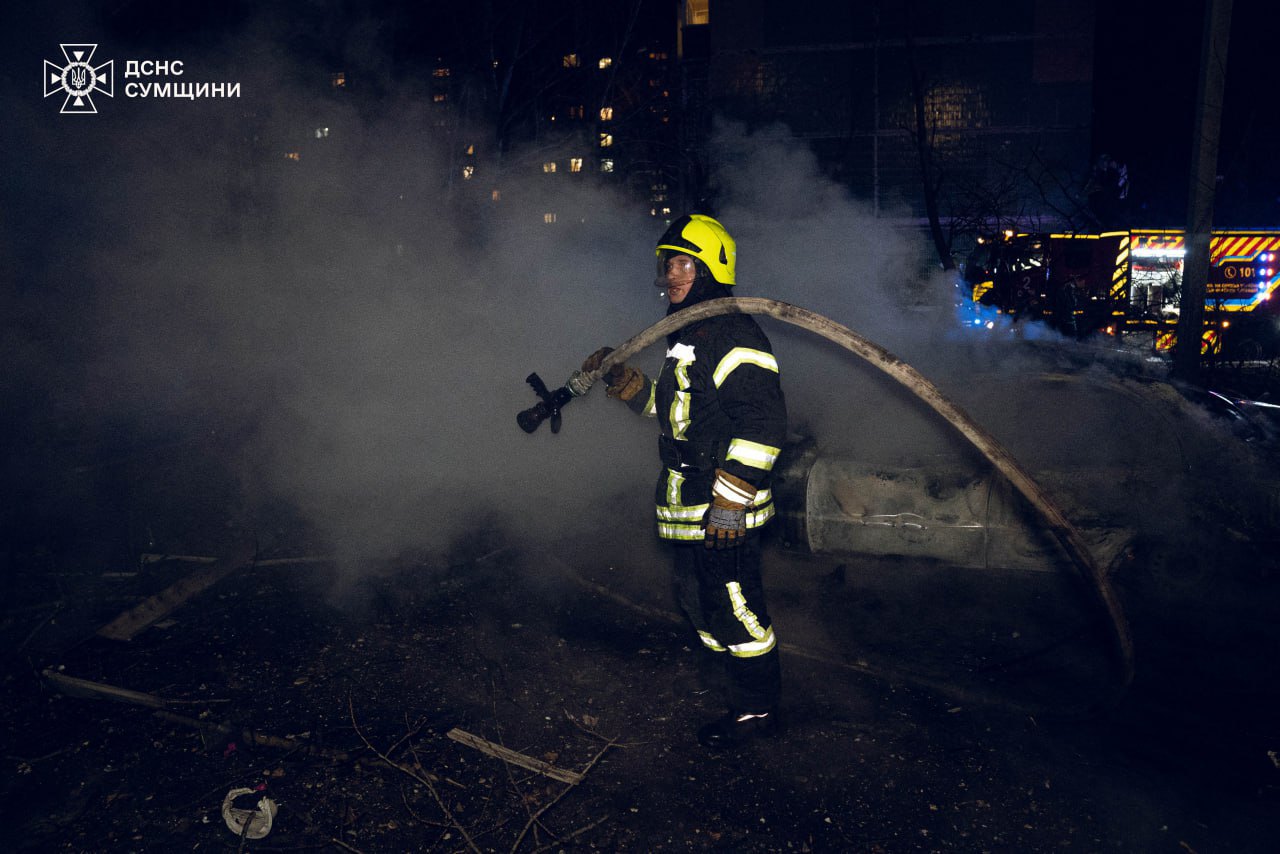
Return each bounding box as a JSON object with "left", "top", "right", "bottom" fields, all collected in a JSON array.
[{"left": 516, "top": 372, "right": 577, "bottom": 434}]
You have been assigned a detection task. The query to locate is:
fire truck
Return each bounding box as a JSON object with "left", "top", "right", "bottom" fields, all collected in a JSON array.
[{"left": 960, "top": 229, "right": 1280, "bottom": 358}]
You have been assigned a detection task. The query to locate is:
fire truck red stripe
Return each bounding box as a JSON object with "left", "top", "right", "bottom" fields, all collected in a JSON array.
[
  {"left": 1210, "top": 237, "right": 1236, "bottom": 263},
  {"left": 1235, "top": 236, "right": 1263, "bottom": 261}
]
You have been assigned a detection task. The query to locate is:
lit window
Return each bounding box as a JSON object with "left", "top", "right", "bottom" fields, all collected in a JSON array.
[
  {"left": 284, "top": 151, "right": 300, "bottom": 161},
  {"left": 562, "top": 54, "right": 580, "bottom": 68},
  {"left": 544, "top": 212, "right": 557, "bottom": 223},
  {"left": 465, "top": 144, "right": 474, "bottom": 155},
  {"left": 570, "top": 158, "right": 583, "bottom": 173},
  {"left": 543, "top": 162, "right": 557, "bottom": 173},
  {"left": 314, "top": 127, "right": 329, "bottom": 139},
  {"left": 433, "top": 93, "right": 447, "bottom": 103},
  {"left": 433, "top": 67, "right": 450, "bottom": 78},
  {"left": 599, "top": 106, "right": 613, "bottom": 121},
  {"left": 462, "top": 165, "right": 475, "bottom": 180},
  {"left": 491, "top": 189, "right": 501, "bottom": 201},
  {"left": 662, "top": 207, "right": 671, "bottom": 215},
  {"left": 598, "top": 57, "right": 612, "bottom": 69},
  {"left": 600, "top": 158, "right": 614, "bottom": 173},
  {"left": 599, "top": 133, "right": 613, "bottom": 148},
  {"left": 331, "top": 71, "right": 345, "bottom": 88},
  {"left": 686, "top": 0, "right": 708, "bottom": 25}
]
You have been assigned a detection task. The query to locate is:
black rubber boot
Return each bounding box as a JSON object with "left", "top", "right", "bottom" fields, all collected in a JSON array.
[
  {"left": 696, "top": 709, "right": 780, "bottom": 750},
  {"left": 670, "top": 651, "right": 727, "bottom": 699}
]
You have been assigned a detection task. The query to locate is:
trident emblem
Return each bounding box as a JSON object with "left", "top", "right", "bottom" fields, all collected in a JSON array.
[{"left": 44, "top": 44, "right": 114, "bottom": 114}]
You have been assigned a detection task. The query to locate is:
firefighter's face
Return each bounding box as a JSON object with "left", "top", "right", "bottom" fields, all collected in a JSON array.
[{"left": 660, "top": 254, "right": 697, "bottom": 303}]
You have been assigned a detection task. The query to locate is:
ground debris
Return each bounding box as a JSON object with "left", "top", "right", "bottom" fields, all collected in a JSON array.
[
  {"left": 6, "top": 536, "right": 1276, "bottom": 852},
  {"left": 446, "top": 728, "right": 584, "bottom": 785},
  {"left": 42, "top": 668, "right": 170, "bottom": 709},
  {"left": 96, "top": 543, "right": 256, "bottom": 641}
]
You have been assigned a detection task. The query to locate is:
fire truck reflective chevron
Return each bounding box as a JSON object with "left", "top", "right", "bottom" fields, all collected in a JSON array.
[
  {"left": 1208, "top": 234, "right": 1280, "bottom": 310},
  {"left": 1131, "top": 232, "right": 1185, "bottom": 254},
  {"left": 1211, "top": 234, "right": 1280, "bottom": 264},
  {"left": 1111, "top": 234, "right": 1130, "bottom": 302},
  {"left": 1128, "top": 230, "right": 1280, "bottom": 310}
]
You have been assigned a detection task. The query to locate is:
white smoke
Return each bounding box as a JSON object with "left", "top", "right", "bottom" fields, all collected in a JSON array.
[{"left": 3, "top": 4, "right": 1272, "bottom": 585}]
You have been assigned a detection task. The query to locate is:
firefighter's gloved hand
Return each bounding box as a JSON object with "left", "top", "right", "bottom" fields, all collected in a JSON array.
[
  {"left": 580, "top": 346, "right": 614, "bottom": 375},
  {"left": 704, "top": 469, "right": 756, "bottom": 550},
  {"left": 580, "top": 346, "right": 645, "bottom": 401}
]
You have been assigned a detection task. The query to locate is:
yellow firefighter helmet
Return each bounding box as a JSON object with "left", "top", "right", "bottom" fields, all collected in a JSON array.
[{"left": 655, "top": 214, "right": 737, "bottom": 286}]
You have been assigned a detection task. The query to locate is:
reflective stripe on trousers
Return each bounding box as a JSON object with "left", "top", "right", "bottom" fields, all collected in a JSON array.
[{"left": 671, "top": 535, "right": 781, "bottom": 713}]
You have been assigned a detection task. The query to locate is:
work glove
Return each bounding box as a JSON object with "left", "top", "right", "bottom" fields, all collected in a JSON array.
[
  {"left": 704, "top": 469, "right": 756, "bottom": 550},
  {"left": 580, "top": 346, "right": 646, "bottom": 401}
]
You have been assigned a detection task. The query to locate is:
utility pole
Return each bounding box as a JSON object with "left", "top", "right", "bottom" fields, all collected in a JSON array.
[{"left": 1173, "top": 0, "right": 1233, "bottom": 383}]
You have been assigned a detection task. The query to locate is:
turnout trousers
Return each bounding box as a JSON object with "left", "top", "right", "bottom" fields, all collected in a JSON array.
[{"left": 672, "top": 535, "right": 781, "bottom": 713}]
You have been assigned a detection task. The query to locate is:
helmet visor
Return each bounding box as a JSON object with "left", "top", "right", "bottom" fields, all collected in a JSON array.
[{"left": 654, "top": 251, "right": 698, "bottom": 289}]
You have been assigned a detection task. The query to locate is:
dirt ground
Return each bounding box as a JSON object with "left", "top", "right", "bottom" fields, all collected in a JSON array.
[{"left": 3, "top": 430, "right": 1279, "bottom": 853}]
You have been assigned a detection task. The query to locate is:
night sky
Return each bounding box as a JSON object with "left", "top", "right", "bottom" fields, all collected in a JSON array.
[
  {"left": 2, "top": 1, "right": 1276, "bottom": 246},
  {"left": 1093, "top": 0, "right": 1278, "bottom": 228}
]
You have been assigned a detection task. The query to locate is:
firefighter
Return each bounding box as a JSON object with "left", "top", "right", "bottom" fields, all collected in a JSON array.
[
  {"left": 1055, "top": 275, "right": 1081, "bottom": 339},
  {"left": 581, "top": 214, "right": 787, "bottom": 749}
]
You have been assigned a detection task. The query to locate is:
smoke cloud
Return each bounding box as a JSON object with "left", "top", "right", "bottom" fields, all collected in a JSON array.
[{"left": 3, "top": 3, "right": 1272, "bottom": 588}]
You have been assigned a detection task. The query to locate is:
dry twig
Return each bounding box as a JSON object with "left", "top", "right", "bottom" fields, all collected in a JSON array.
[
  {"left": 490, "top": 679, "right": 549, "bottom": 848},
  {"left": 17, "top": 604, "right": 62, "bottom": 653},
  {"left": 528, "top": 815, "right": 611, "bottom": 854},
  {"left": 383, "top": 714, "right": 426, "bottom": 760},
  {"left": 507, "top": 738, "right": 617, "bottom": 854},
  {"left": 562, "top": 708, "right": 640, "bottom": 748},
  {"left": 348, "top": 697, "right": 480, "bottom": 854}
]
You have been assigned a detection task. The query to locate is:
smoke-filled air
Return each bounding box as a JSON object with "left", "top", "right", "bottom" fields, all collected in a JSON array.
[
  {"left": 2, "top": 2, "right": 1269, "bottom": 586},
  {"left": 2, "top": 11, "right": 918, "bottom": 573}
]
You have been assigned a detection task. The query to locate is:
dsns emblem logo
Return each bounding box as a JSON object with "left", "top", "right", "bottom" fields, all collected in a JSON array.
[{"left": 44, "top": 44, "right": 114, "bottom": 114}]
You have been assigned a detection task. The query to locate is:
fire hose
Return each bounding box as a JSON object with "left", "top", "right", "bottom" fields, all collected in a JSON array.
[{"left": 519, "top": 296, "right": 1135, "bottom": 710}]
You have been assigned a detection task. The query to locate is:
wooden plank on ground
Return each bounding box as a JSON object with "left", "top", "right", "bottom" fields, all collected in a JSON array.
[
  {"left": 96, "top": 543, "right": 256, "bottom": 641},
  {"left": 42, "top": 669, "right": 169, "bottom": 709},
  {"left": 446, "top": 727, "right": 584, "bottom": 785}
]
